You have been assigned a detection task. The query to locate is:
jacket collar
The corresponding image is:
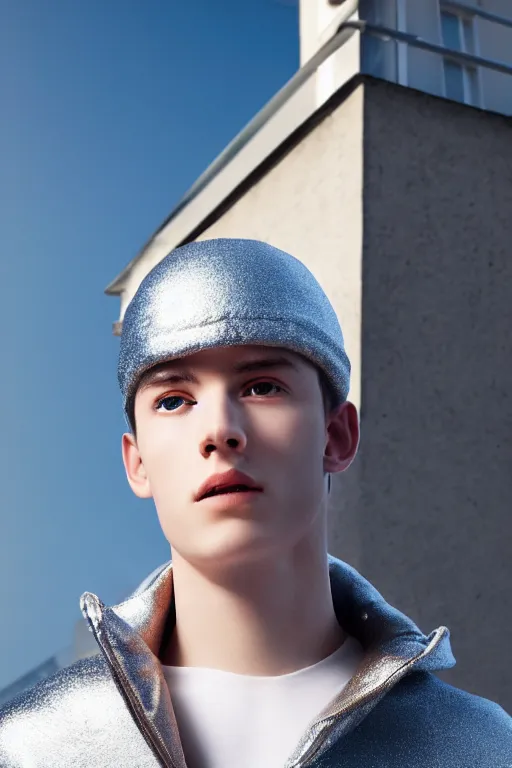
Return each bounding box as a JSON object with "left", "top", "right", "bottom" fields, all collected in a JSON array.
[
  {"left": 97, "top": 554, "right": 455, "bottom": 671},
  {"left": 80, "top": 555, "right": 455, "bottom": 767}
]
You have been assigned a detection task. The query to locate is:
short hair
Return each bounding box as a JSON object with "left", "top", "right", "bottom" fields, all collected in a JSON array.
[{"left": 318, "top": 368, "right": 337, "bottom": 418}]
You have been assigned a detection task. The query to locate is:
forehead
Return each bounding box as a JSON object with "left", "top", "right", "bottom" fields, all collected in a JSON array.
[
  {"left": 135, "top": 345, "right": 317, "bottom": 395},
  {"left": 169, "top": 344, "right": 306, "bottom": 367}
]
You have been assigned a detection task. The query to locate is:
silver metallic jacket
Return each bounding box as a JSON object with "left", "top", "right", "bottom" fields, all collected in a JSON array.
[{"left": 1, "top": 555, "right": 511, "bottom": 767}]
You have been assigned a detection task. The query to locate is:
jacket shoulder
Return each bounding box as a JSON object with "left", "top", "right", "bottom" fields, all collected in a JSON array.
[
  {"left": 344, "top": 671, "right": 512, "bottom": 766},
  {"left": 0, "top": 654, "right": 109, "bottom": 718},
  {"left": 401, "top": 671, "right": 512, "bottom": 727},
  {"left": 0, "top": 656, "right": 159, "bottom": 767}
]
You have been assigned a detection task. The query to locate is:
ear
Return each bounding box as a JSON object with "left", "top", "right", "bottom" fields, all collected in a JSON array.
[
  {"left": 323, "top": 401, "right": 360, "bottom": 475},
  {"left": 121, "top": 432, "right": 153, "bottom": 499}
]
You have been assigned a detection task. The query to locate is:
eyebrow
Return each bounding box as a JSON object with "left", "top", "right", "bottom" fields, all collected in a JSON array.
[{"left": 137, "top": 355, "right": 300, "bottom": 393}]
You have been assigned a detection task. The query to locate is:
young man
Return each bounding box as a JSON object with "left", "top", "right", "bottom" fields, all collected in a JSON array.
[{"left": 0, "top": 239, "right": 510, "bottom": 766}]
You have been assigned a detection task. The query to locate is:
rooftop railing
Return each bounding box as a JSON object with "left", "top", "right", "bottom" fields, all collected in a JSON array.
[
  {"left": 359, "top": 20, "right": 512, "bottom": 79},
  {"left": 160, "top": 0, "right": 512, "bottom": 241},
  {"left": 441, "top": 1, "right": 512, "bottom": 30},
  {"left": 358, "top": 1, "right": 512, "bottom": 113}
]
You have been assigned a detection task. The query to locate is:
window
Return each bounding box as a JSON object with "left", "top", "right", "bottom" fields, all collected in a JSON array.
[{"left": 440, "top": 7, "right": 480, "bottom": 106}]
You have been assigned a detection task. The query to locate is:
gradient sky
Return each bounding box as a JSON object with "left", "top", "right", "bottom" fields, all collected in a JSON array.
[{"left": 0, "top": 0, "right": 298, "bottom": 690}]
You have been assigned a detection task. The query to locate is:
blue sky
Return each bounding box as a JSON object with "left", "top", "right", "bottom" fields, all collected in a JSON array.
[{"left": 0, "top": 0, "right": 298, "bottom": 690}]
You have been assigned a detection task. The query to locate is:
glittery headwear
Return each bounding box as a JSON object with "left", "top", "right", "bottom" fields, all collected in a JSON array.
[{"left": 118, "top": 238, "right": 351, "bottom": 416}]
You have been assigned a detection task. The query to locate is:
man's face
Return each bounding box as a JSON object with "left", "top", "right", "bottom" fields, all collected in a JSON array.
[{"left": 122, "top": 345, "right": 356, "bottom": 568}]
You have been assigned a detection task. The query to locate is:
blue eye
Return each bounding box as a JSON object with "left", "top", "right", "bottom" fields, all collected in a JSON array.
[
  {"left": 155, "top": 382, "right": 282, "bottom": 413},
  {"left": 155, "top": 395, "right": 190, "bottom": 412}
]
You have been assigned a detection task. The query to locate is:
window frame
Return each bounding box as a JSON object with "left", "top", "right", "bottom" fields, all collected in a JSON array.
[
  {"left": 396, "top": 0, "right": 408, "bottom": 86},
  {"left": 439, "top": 3, "right": 483, "bottom": 108}
]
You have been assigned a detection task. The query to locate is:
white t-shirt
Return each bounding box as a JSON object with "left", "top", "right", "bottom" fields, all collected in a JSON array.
[{"left": 161, "top": 636, "right": 364, "bottom": 768}]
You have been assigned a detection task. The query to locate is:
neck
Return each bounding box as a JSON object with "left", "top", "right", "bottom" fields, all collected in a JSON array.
[{"left": 160, "top": 517, "right": 346, "bottom": 676}]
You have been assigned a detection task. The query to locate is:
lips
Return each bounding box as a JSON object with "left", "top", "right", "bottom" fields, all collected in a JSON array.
[
  {"left": 195, "top": 469, "right": 263, "bottom": 502},
  {"left": 202, "top": 485, "right": 256, "bottom": 499}
]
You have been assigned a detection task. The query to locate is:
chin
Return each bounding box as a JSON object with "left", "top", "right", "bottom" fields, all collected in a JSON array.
[{"left": 173, "top": 518, "right": 284, "bottom": 569}]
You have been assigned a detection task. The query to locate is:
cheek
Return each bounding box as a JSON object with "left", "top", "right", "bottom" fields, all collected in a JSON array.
[
  {"left": 259, "top": 407, "right": 325, "bottom": 464},
  {"left": 139, "top": 430, "right": 186, "bottom": 496}
]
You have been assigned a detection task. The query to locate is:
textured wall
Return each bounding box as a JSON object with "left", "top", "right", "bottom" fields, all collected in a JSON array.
[
  {"left": 196, "top": 85, "right": 367, "bottom": 579},
  {"left": 361, "top": 78, "right": 512, "bottom": 710},
  {"left": 189, "top": 75, "right": 511, "bottom": 711}
]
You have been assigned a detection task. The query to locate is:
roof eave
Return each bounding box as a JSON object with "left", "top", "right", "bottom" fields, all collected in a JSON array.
[{"left": 103, "top": 0, "right": 362, "bottom": 302}]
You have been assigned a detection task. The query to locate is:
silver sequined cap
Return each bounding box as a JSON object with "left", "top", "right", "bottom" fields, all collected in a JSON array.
[{"left": 118, "top": 238, "right": 351, "bottom": 413}]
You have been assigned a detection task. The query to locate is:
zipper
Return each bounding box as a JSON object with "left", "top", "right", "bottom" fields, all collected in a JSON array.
[
  {"left": 81, "top": 593, "right": 176, "bottom": 768},
  {"left": 82, "top": 586, "right": 447, "bottom": 768},
  {"left": 291, "top": 627, "right": 449, "bottom": 767}
]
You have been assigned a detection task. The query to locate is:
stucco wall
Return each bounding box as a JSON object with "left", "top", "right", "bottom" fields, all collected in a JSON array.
[
  {"left": 362, "top": 78, "right": 512, "bottom": 710},
  {"left": 185, "top": 75, "right": 510, "bottom": 710},
  {"left": 196, "top": 86, "right": 366, "bottom": 574}
]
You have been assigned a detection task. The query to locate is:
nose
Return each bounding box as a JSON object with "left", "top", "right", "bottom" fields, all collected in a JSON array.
[{"left": 199, "top": 392, "right": 248, "bottom": 458}]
